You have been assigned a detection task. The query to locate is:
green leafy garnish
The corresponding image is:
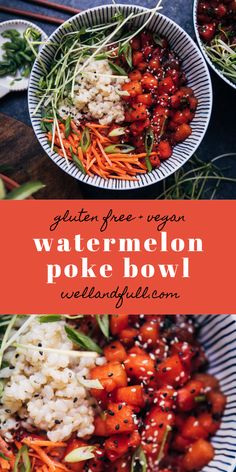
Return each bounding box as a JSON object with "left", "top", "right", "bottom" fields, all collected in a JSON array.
[
  {"left": 0, "top": 452, "right": 10, "bottom": 461},
  {"left": 65, "top": 115, "right": 72, "bottom": 139},
  {"left": 96, "top": 315, "right": 110, "bottom": 339},
  {"left": 195, "top": 395, "right": 206, "bottom": 403},
  {"left": 0, "top": 27, "right": 41, "bottom": 79},
  {"left": 3, "top": 181, "right": 45, "bottom": 200},
  {"left": 0, "top": 178, "right": 6, "bottom": 199},
  {"left": 131, "top": 446, "right": 147, "bottom": 472},
  {"left": 118, "top": 42, "right": 132, "bottom": 68},
  {"left": 38, "top": 315, "right": 62, "bottom": 323},
  {"left": 108, "top": 61, "right": 128, "bottom": 76},
  {"left": 157, "top": 153, "right": 236, "bottom": 200},
  {"left": 104, "top": 144, "right": 135, "bottom": 154},
  {"left": 80, "top": 128, "right": 91, "bottom": 153},
  {"left": 157, "top": 425, "right": 172, "bottom": 464},
  {"left": 13, "top": 446, "right": 31, "bottom": 472},
  {"left": 153, "top": 33, "right": 164, "bottom": 46},
  {"left": 64, "top": 446, "right": 95, "bottom": 463},
  {"left": 65, "top": 325, "right": 102, "bottom": 354},
  {"left": 144, "top": 127, "right": 154, "bottom": 172},
  {"left": 70, "top": 146, "right": 86, "bottom": 174},
  {"left": 205, "top": 37, "right": 236, "bottom": 83}
]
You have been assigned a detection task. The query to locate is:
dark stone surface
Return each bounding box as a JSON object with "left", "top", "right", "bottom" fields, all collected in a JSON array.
[{"left": 0, "top": 0, "right": 236, "bottom": 199}]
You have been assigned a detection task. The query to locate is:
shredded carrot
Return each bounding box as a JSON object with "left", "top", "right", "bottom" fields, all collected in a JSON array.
[
  {"left": 96, "top": 139, "right": 113, "bottom": 166},
  {"left": 68, "top": 135, "right": 76, "bottom": 146},
  {"left": 78, "top": 147, "right": 84, "bottom": 165},
  {"left": 86, "top": 123, "right": 109, "bottom": 129},
  {"left": 46, "top": 119, "right": 159, "bottom": 180},
  {"left": 86, "top": 124, "right": 109, "bottom": 143},
  {"left": 107, "top": 152, "right": 157, "bottom": 159},
  {"left": 22, "top": 440, "right": 66, "bottom": 448},
  {"left": 22, "top": 443, "right": 56, "bottom": 472},
  {"left": 14, "top": 441, "right": 22, "bottom": 450},
  {"left": 0, "top": 458, "right": 10, "bottom": 470}
]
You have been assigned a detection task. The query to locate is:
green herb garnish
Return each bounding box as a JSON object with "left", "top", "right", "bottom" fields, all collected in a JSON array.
[
  {"left": 157, "top": 153, "right": 236, "bottom": 200},
  {"left": 65, "top": 115, "right": 72, "bottom": 139},
  {"left": 144, "top": 127, "right": 154, "bottom": 172},
  {"left": 13, "top": 445, "right": 31, "bottom": 472},
  {"left": 205, "top": 37, "right": 236, "bottom": 83},
  {"left": 3, "top": 181, "right": 45, "bottom": 200},
  {"left": 195, "top": 395, "right": 207, "bottom": 403},
  {"left": 104, "top": 144, "right": 135, "bottom": 154},
  {"left": 96, "top": 315, "right": 110, "bottom": 339},
  {"left": 131, "top": 446, "right": 147, "bottom": 472},
  {"left": 38, "top": 315, "right": 62, "bottom": 323},
  {"left": 65, "top": 325, "right": 102, "bottom": 354},
  {"left": 70, "top": 146, "right": 86, "bottom": 174},
  {"left": 80, "top": 128, "right": 91, "bottom": 153},
  {"left": 0, "top": 27, "right": 41, "bottom": 79},
  {"left": 108, "top": 61, "right": 128, "bottom": 76},
  {"left": 0, "top": 452, "right": 10, "bottom": 461}
]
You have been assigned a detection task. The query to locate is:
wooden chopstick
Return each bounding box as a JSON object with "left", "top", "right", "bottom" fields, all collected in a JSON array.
[
  {"left": 0, "top": 5, "right": 65, "bottom": 24},
  {"left": 22, "top": 0, "right": 80, "bottom": 15}
]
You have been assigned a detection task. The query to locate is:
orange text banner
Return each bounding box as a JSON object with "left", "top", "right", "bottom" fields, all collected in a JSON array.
[{"left": 0, "top": 200, "right": 235, "bottom": 314}]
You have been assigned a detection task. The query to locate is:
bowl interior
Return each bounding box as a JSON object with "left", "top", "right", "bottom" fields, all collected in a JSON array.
[
  {"left": 193, "top": 0, "right": 236, "bottom": 90},
  {"left": 197, "top": 314, "right": 236, "bottom": 472},
  {"left": 29, "top": 4, "right": 212, "bottom": 190}
]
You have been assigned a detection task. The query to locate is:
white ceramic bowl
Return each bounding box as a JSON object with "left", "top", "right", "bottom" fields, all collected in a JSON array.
[
  {"left": 28, "top": 4, "right": 212, "bottom": 190},
  {"left": 0, "top": 19, "right": 46, "bottom": 97},
  {"left": 193, "top": 0, "right": 236, "bottom": 90},
  {"left": 197, "top": 314, "right": 236, "bottom": 472}
]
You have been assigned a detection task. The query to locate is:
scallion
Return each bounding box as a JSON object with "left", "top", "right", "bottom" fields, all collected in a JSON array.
[
  {"left": 65, "top": 325, "right": 103, "bottom": 354},
  {"left": 144, "top": 127, "right": 154, "bottom": 172},
  {"left": 80, "top": 128, "right": 91, "bottom": 153},
  {"left": 104, "top": 144, "right": 135, "bottom": 154}
]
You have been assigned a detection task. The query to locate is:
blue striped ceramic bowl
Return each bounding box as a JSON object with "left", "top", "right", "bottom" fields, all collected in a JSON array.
[
  {"left": 197, "top": 314, "right": 236, "bottom": 472},
  {"left": 28, "top": 4, "right": 213, "bottom": 190}
]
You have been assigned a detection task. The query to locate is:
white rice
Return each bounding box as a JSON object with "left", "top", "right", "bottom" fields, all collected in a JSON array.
[
  {"left": 0, "top": 318, "right": 99, "bottom": 442},
  {"left": 59, "top": 59, "right": 129, "bottom": 125}
]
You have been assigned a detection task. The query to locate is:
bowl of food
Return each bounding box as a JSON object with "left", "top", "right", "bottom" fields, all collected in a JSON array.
[
  {"left": 0, "top": 314, "right": 235, "bottom": 472},
  {"left": 0, "top": 20, "right": 47, "bottom": 98},
  {"left": 28, "top": 4, "right": 212, "bottom": 190},
  {"left": 194, "top": 0, "right": 236, "bottom": 89}
]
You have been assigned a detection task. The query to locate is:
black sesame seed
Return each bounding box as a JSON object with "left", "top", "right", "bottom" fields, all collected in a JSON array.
[{"left": 115, "top": 424, "right": 120, "bottom": 430}]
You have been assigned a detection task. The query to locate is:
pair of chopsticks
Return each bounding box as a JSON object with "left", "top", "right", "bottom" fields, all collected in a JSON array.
[{"left": 0, "top": 0, "right": 80, "bottom": 25}]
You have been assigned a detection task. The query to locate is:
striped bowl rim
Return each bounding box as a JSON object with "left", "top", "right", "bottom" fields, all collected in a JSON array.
[
  {"left": 28, "top": 4, "right": 213, "bottom": 190},
  {"left": 196, "top": 314, "right": 236, "bottom": 472}
]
